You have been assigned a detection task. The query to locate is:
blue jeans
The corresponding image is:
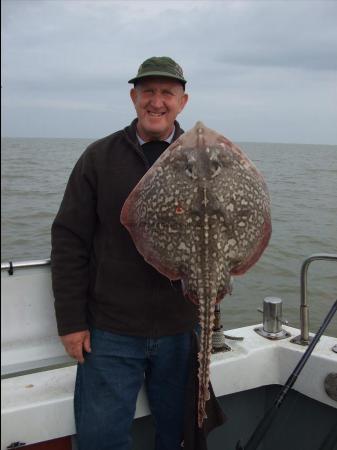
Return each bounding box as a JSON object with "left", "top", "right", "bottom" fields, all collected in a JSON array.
[{"left": 74, "top": 328, "right": 193, "bottom": 450}]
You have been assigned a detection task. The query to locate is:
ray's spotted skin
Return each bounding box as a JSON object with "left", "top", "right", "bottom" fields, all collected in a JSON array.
[{"left": 121, "top": 121, "right": 271, "bottom": 427}]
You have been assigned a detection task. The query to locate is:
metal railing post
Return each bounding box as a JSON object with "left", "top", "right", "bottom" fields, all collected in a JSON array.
[{"left": 292, "top": 253, "right": 337, "bottom": 346}]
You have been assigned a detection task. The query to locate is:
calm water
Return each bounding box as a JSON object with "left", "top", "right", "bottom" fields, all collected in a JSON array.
[{"left": 1, "top": 137, "right": 337, "bottom": 336}]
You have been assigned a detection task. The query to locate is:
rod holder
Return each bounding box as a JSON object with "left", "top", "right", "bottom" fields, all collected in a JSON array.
[{"left": 255, "top": 297, "right": 290, "bottom": 340}]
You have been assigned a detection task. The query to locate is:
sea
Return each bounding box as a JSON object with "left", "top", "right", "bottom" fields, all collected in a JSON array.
[{"left": 1, "top": 137, "right": 337, "bottom": 337}]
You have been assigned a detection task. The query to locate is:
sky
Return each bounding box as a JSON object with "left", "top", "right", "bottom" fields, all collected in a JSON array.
[{"left": 1, "top": 0, "right": 337, "bottom": 144}]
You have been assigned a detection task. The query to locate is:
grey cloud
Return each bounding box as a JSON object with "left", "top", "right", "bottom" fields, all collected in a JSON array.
[
  {"left": 4, "top": 73, "right": 126, "bottom": 93},
  {"left": 216, "top": 43, "right": 337, "bottom": 72},
  {"left": 1, "top": 0, "right": 336, "bottom": 143}
]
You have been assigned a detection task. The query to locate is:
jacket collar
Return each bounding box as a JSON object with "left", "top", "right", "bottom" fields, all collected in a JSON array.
[{"left": 124, "top": 118, "right": 184, "bottom": 147}]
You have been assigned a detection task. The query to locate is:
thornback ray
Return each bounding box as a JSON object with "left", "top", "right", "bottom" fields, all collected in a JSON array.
[{"left": 121, "top": 121, "right": 272, "bottom": 427}]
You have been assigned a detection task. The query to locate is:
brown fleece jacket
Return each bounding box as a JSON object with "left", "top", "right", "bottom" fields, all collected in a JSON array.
[{"left": 51, "top": 119, "right": 198, "bottom": 336}]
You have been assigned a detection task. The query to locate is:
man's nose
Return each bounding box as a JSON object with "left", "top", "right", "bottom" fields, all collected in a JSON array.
[{"left": 150, "top": 93, "right": 164, "bottom": 108}]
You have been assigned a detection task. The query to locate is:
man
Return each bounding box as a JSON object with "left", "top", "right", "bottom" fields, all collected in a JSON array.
[{"left": 51, "top": 57, "right": 199, "bottom": 450}]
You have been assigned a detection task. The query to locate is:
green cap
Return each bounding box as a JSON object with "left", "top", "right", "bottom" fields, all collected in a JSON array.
[{"left": 128, "top": 56, "right": 187, "bottom": 85}]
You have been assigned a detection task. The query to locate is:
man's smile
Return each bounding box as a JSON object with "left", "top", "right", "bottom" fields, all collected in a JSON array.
[{"left": 148, "top": 111, "right": 166, "bottom": 117}]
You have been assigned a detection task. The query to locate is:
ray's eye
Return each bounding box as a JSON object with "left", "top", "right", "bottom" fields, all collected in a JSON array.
[
  {"left": 211, "top": 160, "right": 221, "bottom": 177},
  {"left": 185, "top": 161, "right": 197, "bottom": 179}
]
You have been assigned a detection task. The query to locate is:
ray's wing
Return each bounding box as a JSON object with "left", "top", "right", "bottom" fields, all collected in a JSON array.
[{"left": 121, "top": 148, "right": 193, "bottom": 281}]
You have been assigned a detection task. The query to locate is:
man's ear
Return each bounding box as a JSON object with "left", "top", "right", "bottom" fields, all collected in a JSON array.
[
  {"left": 179, "top": 93, "right": 189, "bottom": 113},
  {"left": 130, "top": 88, "right": 137, "bottom": 105}
]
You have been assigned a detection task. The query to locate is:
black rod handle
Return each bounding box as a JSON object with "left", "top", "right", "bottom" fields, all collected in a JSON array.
[{"left": 237, "top": 299, "right": 337, "bottom": 450}]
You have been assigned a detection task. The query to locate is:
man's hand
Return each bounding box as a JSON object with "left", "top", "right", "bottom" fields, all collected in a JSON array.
[{"left": 60, "top": 330, "right": 91, "bottom": 364}]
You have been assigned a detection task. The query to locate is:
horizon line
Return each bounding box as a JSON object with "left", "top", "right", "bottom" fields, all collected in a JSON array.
[{"left": 1, "top": 135, "right": 337, "bottom": 147}]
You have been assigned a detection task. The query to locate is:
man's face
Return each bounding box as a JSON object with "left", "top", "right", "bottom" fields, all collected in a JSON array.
[{"left": 130, "top": 77, "right": 188, "bottom": 141}]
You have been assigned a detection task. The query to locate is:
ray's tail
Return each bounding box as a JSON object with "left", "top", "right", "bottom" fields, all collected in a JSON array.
[{"left": 197, "top": 296, "right": 216, "bottom": 428}]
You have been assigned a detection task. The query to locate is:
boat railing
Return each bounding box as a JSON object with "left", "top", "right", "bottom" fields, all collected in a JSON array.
[
  {"left": 2, "top": 254, "right": 336, "bottom": 346},
  {"left": 291, "top": 253, "right": 337, "bottom": 346},
  {"left": 1, "top": 258, "right": 51, "bottom": 275},
  {"left": 1, "top": 257, "right": 75, "bottom": 379}
]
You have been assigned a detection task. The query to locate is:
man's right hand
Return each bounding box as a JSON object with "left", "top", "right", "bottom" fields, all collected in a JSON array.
[{"left": 60, "top": 330, "right": 91, "bottom": 364}]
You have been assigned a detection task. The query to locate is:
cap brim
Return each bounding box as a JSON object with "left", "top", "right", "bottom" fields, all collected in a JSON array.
[{"left": 128, "top": 71, "right": 186, "bottom": 84}]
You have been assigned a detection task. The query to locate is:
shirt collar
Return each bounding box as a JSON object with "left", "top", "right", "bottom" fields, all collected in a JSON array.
[{"left": 137, "top": 126, "right": 175, "bottom": 146}]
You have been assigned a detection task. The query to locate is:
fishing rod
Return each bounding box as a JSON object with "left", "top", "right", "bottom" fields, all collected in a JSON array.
[{"left": 236, "top": 299, "right": 337, "bottom": 450}]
